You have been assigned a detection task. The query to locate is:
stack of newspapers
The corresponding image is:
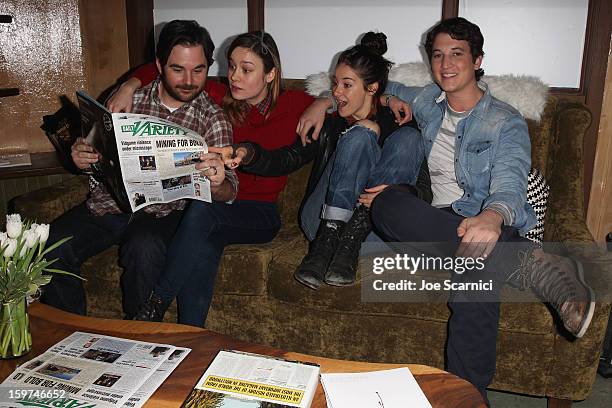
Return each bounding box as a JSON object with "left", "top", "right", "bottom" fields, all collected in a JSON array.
[{"left": 0, "top": 331, "right": 190, "bottom": 408}]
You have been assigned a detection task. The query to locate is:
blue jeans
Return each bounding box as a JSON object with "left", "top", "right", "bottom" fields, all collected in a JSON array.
[
  {"left": 300, "top": 125, "right": 423, "bottom": 242},
  {"left": 155, "top": 199, "right": 281, "bottom": 326}
]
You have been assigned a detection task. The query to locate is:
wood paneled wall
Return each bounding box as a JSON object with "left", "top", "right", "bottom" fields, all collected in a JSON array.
[
  {"left": 587, "top": 38, "right": 612, "bottom": 243},
  {"left": 79, "top": 0, "right": 130, "bottom": 100}
]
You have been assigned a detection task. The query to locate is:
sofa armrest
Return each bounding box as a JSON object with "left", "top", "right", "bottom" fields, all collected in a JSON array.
[
  {"left": 13, "top": 176, "right": 89, "bottom": 223},
  {"left": 547, "top": 210, "right": 594, "bottom": 243},
  {"left": 543, "top": 100, "right": 593, "bottom": 243}
]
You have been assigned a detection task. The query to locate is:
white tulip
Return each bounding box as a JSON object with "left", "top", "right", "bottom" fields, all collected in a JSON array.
[
  {"left": 0, "top": 232, "right": 7, "bottom": 245},
  {"left": 6, "top": 214, "right": 23, "bottom": 239},
  {"left": 29, "top": 223, "right": 39, "bottom": 235},
  {"left": 19, "top": 243, "right": 28, "bottom": 258},
  {"left": 36, "top": 224, "right": 50, "bottom": 244},
  {"left": 23, "top": 229, "right": 38, "bottom": 249},
  {"left": 3, "top": 238, "right": 17, "bottom": 257}
]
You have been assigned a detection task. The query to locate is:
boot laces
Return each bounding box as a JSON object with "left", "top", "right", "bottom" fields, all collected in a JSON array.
[
  {"left": 336, "top": 213, "right": 371, "bottom": 256},
  {"left": 530, "top": 255, "right": 578, "bottom": 310}
]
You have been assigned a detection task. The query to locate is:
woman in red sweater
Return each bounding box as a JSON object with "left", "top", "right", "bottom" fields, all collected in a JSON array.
[{"left": 109, "top": 31, "right": 313, "bottom": 325}]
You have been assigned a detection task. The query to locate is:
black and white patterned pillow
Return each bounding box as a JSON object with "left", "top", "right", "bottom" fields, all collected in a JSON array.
[{"left": 525, "top": 168, "right": 549, "bottom": 244}]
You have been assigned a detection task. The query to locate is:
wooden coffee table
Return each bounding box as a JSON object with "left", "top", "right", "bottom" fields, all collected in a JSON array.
[{"left": 0, "top": 303, "right": 486, "bottom": 407}]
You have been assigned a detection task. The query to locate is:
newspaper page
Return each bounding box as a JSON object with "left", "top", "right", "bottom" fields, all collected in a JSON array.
[
  {"left": 76, "top": 91, "right": 212, "bottom": 213},
  {"left": 0, "top": 332, "right": 182, "bottom": 408},
  {"left": 123, "top": 347, "right": 190, "bottom": 408},
  {"left": 114, "top": 112, "right": 211, "bottom": 212},
  {"left": 182, "top": 350, "right": 320, "bottom": 408}
]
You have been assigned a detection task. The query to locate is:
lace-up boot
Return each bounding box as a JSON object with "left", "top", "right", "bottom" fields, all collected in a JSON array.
[
  {"left": 131, "top": 292, "right": 171, "bottom": 322},
  {"left": 511, "top": 249, "right": 595, "bottom": 338},
  {"left": 294, "top": 220, "right": 346, "bottom": 290},
  {"left": 325, "top": 205, "right": 372, "bottom": 286}
]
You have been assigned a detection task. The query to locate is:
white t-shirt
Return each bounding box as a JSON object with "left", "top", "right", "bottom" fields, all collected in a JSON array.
[{"left": 428, "top": 105, "right": 469, "bottom": 207}]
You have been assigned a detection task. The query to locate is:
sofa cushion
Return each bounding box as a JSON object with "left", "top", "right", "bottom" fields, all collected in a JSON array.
[{"left": 215, "top": 224, "right": 304, "bottom": 296}]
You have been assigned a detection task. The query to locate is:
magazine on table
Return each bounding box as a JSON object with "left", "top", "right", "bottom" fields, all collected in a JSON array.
[
  {"left": 182, "top": 350, "right": 320, "bottom": 408},
  {"left": 0, "top": 331, "right": 190, "bottom": 408},
  {"left": 76, "top": 91, "right": 212, "bottom": 213}
]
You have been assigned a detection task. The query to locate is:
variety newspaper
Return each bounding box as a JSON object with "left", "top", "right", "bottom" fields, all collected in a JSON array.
[
  {"left": 182, "top": 350, "right": 320, "bottom": 408},
  {"left": 76, "top": 91, "right": 212, "bottom": 213},
  {"left": 0, "top": 331, "right": 190, "bottom": 408}
]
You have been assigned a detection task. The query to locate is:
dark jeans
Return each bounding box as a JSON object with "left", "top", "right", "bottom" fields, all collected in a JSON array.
[
  {"left": 371, "top": 186, "right": 534, "bottom": 403},
  {"left": 154, "top": 199, "right": 281, "bottom": 327},
  {"left": 41, "top": 202, "right": 182, "bottom": 317}
]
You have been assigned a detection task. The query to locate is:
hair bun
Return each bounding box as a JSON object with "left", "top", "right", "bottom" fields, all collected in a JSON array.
[{"left": 360, "top": 32, "right": 388, "bottom": 56}]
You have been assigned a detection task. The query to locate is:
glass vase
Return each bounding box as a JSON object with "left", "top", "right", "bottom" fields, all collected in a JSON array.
[{"left": 0, "top": 298, "right": 32, "bottom": 359}]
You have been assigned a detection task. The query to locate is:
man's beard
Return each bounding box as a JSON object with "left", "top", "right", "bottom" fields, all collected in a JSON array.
[{"left": 160, "top": 74, "right": 203, "bottom": 103}]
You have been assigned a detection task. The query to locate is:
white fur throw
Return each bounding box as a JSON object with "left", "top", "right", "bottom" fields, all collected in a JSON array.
[{"left": 305, "top": 62, "right": 548, "bottom": 121}]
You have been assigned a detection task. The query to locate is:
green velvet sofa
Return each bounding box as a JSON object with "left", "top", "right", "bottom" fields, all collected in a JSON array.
[{"left": 14, "top": 95, "right": 610, "bottom": 406}]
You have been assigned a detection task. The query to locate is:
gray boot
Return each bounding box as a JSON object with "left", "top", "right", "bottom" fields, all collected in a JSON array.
[{"left": 511, "top": 249, "right": 595, "bottom": 338}]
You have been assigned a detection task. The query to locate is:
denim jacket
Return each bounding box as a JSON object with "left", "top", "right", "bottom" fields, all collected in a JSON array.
[{"left": 387, "top": 81, "right": 536, "bottom": 235}]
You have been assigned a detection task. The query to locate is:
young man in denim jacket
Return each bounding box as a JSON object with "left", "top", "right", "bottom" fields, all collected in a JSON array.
[{"left": 361, "top": 17, "right": 595, "bottom": 403}]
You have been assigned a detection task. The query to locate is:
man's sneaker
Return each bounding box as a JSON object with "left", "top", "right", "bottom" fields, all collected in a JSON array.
[
  {"left": 514, "top": 249, "right": 595, "bottom": 338},
  {"left": 131, "top": 292, "right": 170, "bottom": 322},
  {"left": 325, "top": 205, "right": 372, "bottom": 286},
  {"left": 294, "top": 220, "right": 346, "bottom": 290}
]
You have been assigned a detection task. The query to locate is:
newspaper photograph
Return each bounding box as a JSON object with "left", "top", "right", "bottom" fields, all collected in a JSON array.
[
  {"left": 0, "top": 332, "right": 184, "bottom": 408},
  {"left": 76, "top": 91, "right": 212, "bottom": 213}
]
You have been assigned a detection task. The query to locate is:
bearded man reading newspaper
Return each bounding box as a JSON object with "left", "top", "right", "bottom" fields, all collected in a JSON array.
[{"left": 41, "top": 20, "right": 237, "bottom": 319}]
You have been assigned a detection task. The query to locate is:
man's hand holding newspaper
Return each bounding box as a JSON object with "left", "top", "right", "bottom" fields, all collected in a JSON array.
[
  {"left": 197, "top": 152, "right": 225, "bottom": 187},
  {"left": 71, "top": 137, "right": 99, "bottom": 170}
]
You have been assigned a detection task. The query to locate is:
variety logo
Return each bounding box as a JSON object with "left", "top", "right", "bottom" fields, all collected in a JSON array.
[{"left": 120, "top": 121, "right": 187, "bottom": 137}]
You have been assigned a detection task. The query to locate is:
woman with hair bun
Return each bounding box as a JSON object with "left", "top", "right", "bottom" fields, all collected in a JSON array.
[{"left": 213, "top": 31, "right": 430, "bottom": 290}]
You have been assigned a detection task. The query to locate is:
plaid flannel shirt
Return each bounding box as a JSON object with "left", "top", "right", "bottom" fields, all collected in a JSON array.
[{"left": 87, "top": 78, "right": 236, "bottom": 218}]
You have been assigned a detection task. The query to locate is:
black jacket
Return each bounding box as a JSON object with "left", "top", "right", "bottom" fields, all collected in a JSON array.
[{"left": 240, "top": 107, "right": 432, "bottom": 203}]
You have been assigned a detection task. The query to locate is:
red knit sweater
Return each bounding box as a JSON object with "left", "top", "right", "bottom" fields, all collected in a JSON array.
[{"left": 133, "top": 64, "right": 313, "bottom": 202}]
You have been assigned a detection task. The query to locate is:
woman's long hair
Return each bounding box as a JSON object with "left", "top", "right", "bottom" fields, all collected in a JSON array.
[{"left": 222, "top": 31, "right": 283, "bottom": 125}]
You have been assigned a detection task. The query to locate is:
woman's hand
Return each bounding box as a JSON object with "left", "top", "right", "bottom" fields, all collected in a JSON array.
[
  {"left": 455, "top": 209, "right": 503, "bottom": 260},
  {"left": 358, "top": 184, "right": 388, "bottom": 208},
  {"left": 208, "top": 146, "right": 247, "bottom": 169},
  {"left": 197, "top": 152, "right": 225, "bottom": 187},
  {"left": 71, "top": 137, "right": 99, "bottom": 169},
  {"left": 106, "top": 77, "right": 142, "bottom": 113},
  {"left": 296, "top": 97, "right": 332, "bottom": 146},
  {"left": 382, "top": 94, "right": 413, "bottom": 125}
]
